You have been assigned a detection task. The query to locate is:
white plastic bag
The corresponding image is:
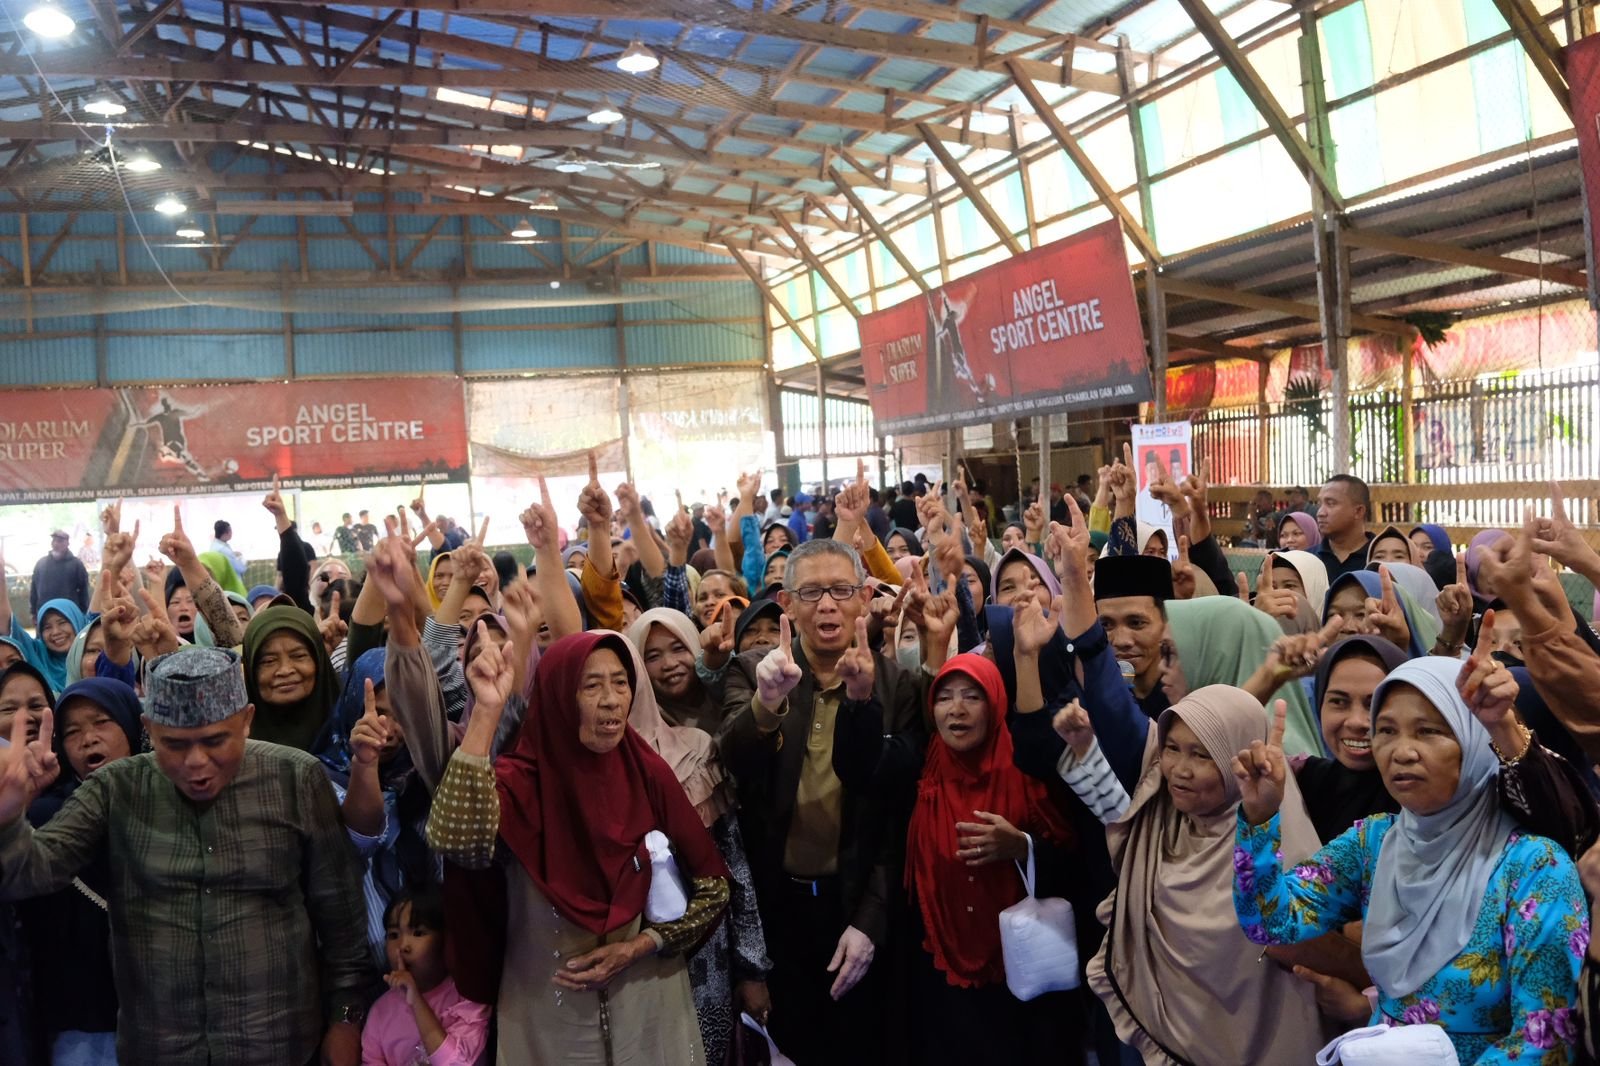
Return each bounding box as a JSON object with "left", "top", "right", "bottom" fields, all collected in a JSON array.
[
  {"left": 643, "top": 830, "right": 689, "bottom": 923},
  {"left": 738, "top": 1012, "right": 797, "bottom": 1066},
  {"left": 998, "top": 835, "right": 1079, "bottom": 1001},
  {"left": 1317, "top": 1024, "right": 1459, "bottom": 1066}
]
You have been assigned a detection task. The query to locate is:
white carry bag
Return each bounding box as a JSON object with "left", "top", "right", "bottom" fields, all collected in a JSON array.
[
  {"left": 997, "top": 834, "right": 1080, "bottom": 1000},
  {"left": 1316, "top": 1024, "right": 1459, "bottom": 1066},
  {"left": 643, "top": 829, "right": 690, "bottom": 923}
]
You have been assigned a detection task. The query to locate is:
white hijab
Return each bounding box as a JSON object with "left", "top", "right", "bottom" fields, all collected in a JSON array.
[{"left": 1363, "top": 657, "right": 1516, "bottom": 997}]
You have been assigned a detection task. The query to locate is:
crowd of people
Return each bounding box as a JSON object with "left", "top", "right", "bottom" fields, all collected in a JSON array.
[{"left": 0, "top": 451, "right": 1597, "bottom": 1066}]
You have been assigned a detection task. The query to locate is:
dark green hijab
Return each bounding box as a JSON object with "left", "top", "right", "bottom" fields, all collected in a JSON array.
[{"left": 243, "top": 605, "right": 339, "bottom": 752}]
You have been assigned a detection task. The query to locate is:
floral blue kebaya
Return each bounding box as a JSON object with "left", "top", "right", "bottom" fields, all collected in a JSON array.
[{"left": 1234, "top": 812, "right": 1586, "bottom": 1065}]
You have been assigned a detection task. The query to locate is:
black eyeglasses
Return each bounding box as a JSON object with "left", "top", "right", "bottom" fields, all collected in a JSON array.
[{"left": 792, "top": 583, "right": 863, "bottom": 603}]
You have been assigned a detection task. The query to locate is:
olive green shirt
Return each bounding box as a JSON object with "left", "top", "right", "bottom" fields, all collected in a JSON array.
[{"left": 0, "top": 741, "right": 370, "bottom": 1065}]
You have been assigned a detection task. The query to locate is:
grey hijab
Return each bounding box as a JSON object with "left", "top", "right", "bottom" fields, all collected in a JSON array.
[{"left": 1363, "top": 656, "right": 1516, "bottom": 997}]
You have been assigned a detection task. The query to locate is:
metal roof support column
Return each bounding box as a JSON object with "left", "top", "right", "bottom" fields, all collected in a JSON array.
[
  {"left": 1146, "top": 271, "right": 1168, "bottom": 420},
  {"left": 818, "top": 362, "right": 829, "bottom": 487},
  {"left": 1299, "top": 8, "right": 1352, "bottom": 473},
  {"left": 1117, "top": 39, "right": 1158, "bottom": 255},
  {"left": 1257, "top": 359, "right": 1271, "bottom": 484},
  {"left": 916, "top": 123, "right": 1023, "bottom": 257}
]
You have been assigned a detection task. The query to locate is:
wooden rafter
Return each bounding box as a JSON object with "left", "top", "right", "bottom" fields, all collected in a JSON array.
[
  {"left": 1172, "top": 0, "right": 1343, "bottom": 210},
  {"left": 1488, "top": 0, "right": 1573, "bottom": 121},
  {"left": 915, "top": 123, "right": 1022, "bottom": 257},
  {"left": 1156, "top": 277, "right": 1413, "bottom": 339},
  {"left": 1343, "top": 228, "right": 1588, "bottom": 291},
  {"left": 831, "top": 170, "right": 933, "bottom": 298},
  {"left": 725, "top": 242, "right": 823, "bottom": 361},
  {"left": 1006, "top": 58, "right": 1160, "bottom": 265}
]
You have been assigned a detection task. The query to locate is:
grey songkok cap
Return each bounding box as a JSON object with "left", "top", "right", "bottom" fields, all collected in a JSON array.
[{"left": 144, "top": 647, "right": 249, "bottom": 728}]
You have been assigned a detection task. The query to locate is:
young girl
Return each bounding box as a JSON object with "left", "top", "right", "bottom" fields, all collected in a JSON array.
[{"left": 361, "top": 888, "right": 491, "bottom": 1066}]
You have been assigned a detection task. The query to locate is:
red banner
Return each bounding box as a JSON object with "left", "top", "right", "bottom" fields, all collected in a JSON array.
[
  {"left": 0, "top": 379, "right": 468, "bottom": 503},
  {"left": 858, "top": 220, "right": 1152, "bottom": 434},
  {"left": 1569, "top": 34, "right": 1600, "bottom": 302}
]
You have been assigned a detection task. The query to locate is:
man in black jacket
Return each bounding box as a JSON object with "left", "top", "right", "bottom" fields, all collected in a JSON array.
[
  {"left": 719, "top": 538, "right": 926, "bottom": 1065},
  {"left": 29, "top": 531, "right": 89, "bottom": 619}
]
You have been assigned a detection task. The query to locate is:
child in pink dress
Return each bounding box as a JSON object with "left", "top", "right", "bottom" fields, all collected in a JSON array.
[{"left": 361, "top": 889, "right": 491, "bottom": 1066}]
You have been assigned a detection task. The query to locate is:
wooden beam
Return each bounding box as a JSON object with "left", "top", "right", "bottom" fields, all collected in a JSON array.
[
  {"left": 726, "top": 242, "right": 823, "bottom": 362},
  {"left": 1172, "top": 0, "right": 1344, "bottom": 210},
  {"left": 1489, "top": 0, "right": 1573, "bottom": 121},
  {"left": 1006, "top": 58, "right": 1161, "bottom": 264},
  {"left": 1156, "top": 276, "right": 1414, "bottom": 338},
  {"left": 831, "top": 168, "right": 934, "bottom": 297},
  {"left": 331, "top": 11, "right": 404, "bottom": 84},
  {"left": 772, "top": 213, "right": 860, "bottom": 319},
  {"left": 915, "top": 122, "right": 1023, "bottom": 256},
  {"left": 1167, "top": 332, "right": 1270, "bottom": 362},
  {"left": 1344, "top": 227, "right": 1588, "bottom": 290},
  {"left": 117, "top": 0, "right": 183, "bottom": 54}
]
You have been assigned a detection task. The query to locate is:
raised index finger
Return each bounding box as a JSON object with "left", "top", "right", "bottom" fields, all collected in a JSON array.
[
  {"left": 587, "top": 450, "right": 599, "bottom": 484},
  {"left": 856, "top": 456, "right": 866, "bottom": 485},
  {"left": 1316, "top": 613, "right": 1344, "bottom": 647},
  {"left": 1065, "top": 491, "right": 1084, "bottom": 527},
  {"left": 172, "top": 504, "right": 183, "bottom": 533},
  {"left": 1455, "top": 552, "right": 1468, "bottom": 588},
  {"left": 1551, "top": 480, "right": 1568, "bottom": 522},
  {"left": 1267, "top": 698, "right": 1288, "bottom": 750},
  {"left": 364, "top": 677, "right": 377, "bottom": 717},
  {"left": 477, "top": 516, "right": 491, "bottom": 545},
  {"left": 538, "top": 475, "right": 552, "bottom": 508},
  {"left": 1379, "top": 564, "right": 1397, "bottom": 605},
  {"left": 778, "top": 614, "right": 792, "bottom": 656},
  {"left": 1474, "top": 608, "right": 1497, "bottom": 660}
]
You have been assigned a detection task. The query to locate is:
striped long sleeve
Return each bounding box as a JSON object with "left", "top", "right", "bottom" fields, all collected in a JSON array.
[{"left": 1056, "top": 738, "right": 1131, "bottom": 824}]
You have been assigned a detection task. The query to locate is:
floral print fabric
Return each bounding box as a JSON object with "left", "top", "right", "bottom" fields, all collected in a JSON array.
[{"left": 1233, "top": 811, "right": 1587, "bottom": 1065}]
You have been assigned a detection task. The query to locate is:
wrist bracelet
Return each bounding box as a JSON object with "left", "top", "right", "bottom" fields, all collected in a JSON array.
[{"left": 1491, "top": 722, "right": 1533, "bottom": 765}]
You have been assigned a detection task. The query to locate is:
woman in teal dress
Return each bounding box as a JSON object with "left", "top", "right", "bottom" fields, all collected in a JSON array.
[{"left": 1232, "top": 655, "right": 1587, "bottom": 1065}]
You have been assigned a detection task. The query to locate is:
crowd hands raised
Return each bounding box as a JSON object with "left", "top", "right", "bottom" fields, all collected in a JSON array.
[{"left": 0, "top": 451, "right": 1599, "bottom": 1066}]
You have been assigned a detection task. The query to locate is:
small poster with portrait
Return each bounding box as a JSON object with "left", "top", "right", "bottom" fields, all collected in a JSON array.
[{"left": 1130, "top": 421, "right": 1193, "bottom": 562}]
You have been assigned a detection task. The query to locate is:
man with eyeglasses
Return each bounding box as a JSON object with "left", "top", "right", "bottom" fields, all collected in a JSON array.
[{"left": 719, "top": 538, "right": 927, "bottom": 1066}]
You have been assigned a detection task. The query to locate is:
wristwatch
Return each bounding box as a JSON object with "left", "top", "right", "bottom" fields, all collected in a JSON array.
[{"left": 332, "top": 1003, "right": 367, "bottom": 1028}]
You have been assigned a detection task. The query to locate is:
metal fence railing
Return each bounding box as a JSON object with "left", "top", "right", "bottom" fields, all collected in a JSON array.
[{"left": 1191, "top": 364, "right": 1600, "bottom": 519}]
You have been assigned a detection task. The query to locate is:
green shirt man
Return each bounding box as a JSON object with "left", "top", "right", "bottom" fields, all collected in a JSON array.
[{"left": 0, "top": 646, "right": 371, "bottom": 1065}]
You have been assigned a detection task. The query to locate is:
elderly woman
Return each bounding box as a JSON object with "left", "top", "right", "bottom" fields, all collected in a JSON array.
[
  {"left": 242, "top": 605, "right": 340, "bottom": 752},
  {"left": 906, "top": 652, "right": 1082, "bottom": 1065},
  {"left": 428, "top": 631, "right": 730, "bottom": 1065},
  {"left": 1060, "top": 684, "right": 1325, "bottom": 1065},
  {"left": 1234, "top": 656, "right": 1587, "bottom": 1063}
]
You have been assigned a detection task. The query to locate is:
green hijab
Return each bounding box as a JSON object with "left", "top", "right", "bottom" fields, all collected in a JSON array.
[
  {"left": 243, "top": 605, "right": 339, "bottom": 752},
  {"left": 64, "top": 617, "right": 102, "bottom": 687},
  {"left": 1165, "top": 596, "right": 1320, "bottom": 758},
  {"left": 199, "top": 551, "right": 249, "bottom": 597}
]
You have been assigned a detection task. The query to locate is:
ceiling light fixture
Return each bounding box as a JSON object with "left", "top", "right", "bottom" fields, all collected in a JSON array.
[
  {"left": 83, "top": 96, "right": 126, "bottom": 117},
  {"left": 554, "top": 150, "right": 587, "bottom": 174},
  {"left": 154, "top": 196, "right": 185, "bottom": 215},
  {"left": 510, "top": 219, "right": 537, "bottom": 238},
  {"left": 528, "top": 193, "right": 558, "bottom": 212},
  {"left": 121, "top": 151, "right": 161, "bottom": 174},
  {"left": 23, "top": 1, "right": 75, "bottom": 38},
  {"left": 550, "top": 280, "right": 561, "bottom": 290},
  {"left": 616, "top": 41, "right": 659, "bottom": 74},
  {"left": 175, "top": 221, "right": 205, "bottom": 240},
  {"left": 587, "top": 106, "right": 623, "bottom": 125}
]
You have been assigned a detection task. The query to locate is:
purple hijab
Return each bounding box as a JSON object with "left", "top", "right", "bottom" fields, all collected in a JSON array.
[{"left": 1278, "top": 512, "right": 1322, "bottom": 550}]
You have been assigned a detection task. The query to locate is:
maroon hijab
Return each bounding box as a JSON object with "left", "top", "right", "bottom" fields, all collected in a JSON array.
[{"left": 447, "top": 632, "right": 727, "bottom": 999}]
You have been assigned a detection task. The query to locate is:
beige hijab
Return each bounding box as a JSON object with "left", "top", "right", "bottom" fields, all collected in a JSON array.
[
  {"left": 1087, "top": 685, "right": 1324, "bottom": 1066},
  {"left": 617, "top": 634, "right": 735, "bottom": 828}
]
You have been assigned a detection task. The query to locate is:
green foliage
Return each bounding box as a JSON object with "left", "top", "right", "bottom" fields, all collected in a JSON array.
[{"left": 1284, "top": 375, "right": 1327, "bottom": 439}]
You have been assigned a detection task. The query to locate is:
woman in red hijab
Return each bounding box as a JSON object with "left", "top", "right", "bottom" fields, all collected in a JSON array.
[
  {"left": 905, "top": 653, "right": 1085, "bottom": 1066},
  {"left": 427, "top": 627, "right": 729, "bottom": 1065}
]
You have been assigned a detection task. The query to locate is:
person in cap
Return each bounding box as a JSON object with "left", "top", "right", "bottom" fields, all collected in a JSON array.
[
  {"left": 1094, "top": 554, "right": 1176, "bottom": 721},
  {"left": 0, "top": 645, "right": 371, "bottom": 1066},
  {"left": 29, "top": 531, "right": 89, "bottom": 620}
]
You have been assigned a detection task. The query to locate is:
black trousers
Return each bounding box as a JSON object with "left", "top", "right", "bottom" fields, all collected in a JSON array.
[{"left": 763, "top": 875, "right": 887, "bottom": 1066}]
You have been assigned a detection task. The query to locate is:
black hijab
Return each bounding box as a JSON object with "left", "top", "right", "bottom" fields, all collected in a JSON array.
[{"left": 1297, "top": 636, "right": 1410, "bottom": 844}]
